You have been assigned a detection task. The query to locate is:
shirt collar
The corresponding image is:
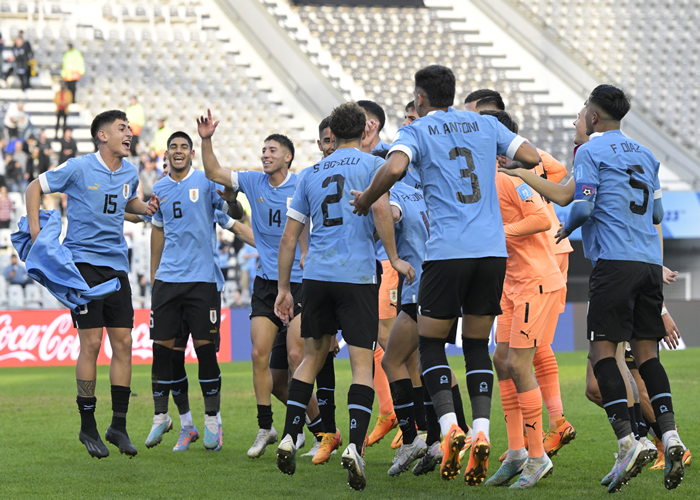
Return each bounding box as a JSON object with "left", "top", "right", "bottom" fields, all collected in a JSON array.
[
  {"left": 95, "top": 151, "right": 123, "bottom": 172},
  {"left": 589, "top": 132, "right": 605, "bottom": 139},
  {"left": 167, "top": 166, "right": 195, "bottom": 182},
  {"left": 270, "top": 170, "right": 292, "bottom": 188}
]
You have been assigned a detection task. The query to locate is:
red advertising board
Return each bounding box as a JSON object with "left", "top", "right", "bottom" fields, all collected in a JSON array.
[{"left": 0, "top": 309, "right": 231, "bottom": 367}]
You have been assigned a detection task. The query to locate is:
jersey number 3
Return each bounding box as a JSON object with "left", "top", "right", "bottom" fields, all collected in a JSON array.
[
  {"left": 322, "top": 174, "right": 345, "bottom": 226},
  {"left": 449, "top": 147, "right": 481, "bottom": 204}
]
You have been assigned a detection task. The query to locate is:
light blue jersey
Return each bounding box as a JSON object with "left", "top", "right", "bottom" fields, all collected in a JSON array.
[
  {"left": 288, "top": 148, "right": 383, "bottom": 284},
  {"left": 232, "top": 170, "right": 303, "bottom": 283},
  {"left": 573, "top": 130, "right": 662, "bottom": 265},
  {"left": 389, "top": 108, "right": 524, "bottom": 261},
  {"left": 390, "top": 182, "right": 429, "bottom": 305},
  {"left": 372, "top": 138, "right": 392, "bottom": 262},
  {"left": 372, "top": 139, "right": 391, "bottom": 153},
  {"left": 152, "top": 168, "right": 227, "bottom": 290},
  {"left": 401, "top": 161, "right": 422, "bottom": 190},
  {"left": 38, "top": 152, "right": 140, "bottom": 273}
]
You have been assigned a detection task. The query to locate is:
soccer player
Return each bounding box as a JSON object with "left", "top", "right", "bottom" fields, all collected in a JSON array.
[
  {"left": 554, "top": 85, "right": 685, "bottom": 492},
  {"left": 196, "top": 111, "right": 321, "bottom": 458},
  {"left": 464, "top": 89, "right": 506, "bottom": 113},
  {"left": 400, "top": 101, "right": 422, "bottom": 190},
  {"left": 317, "top": 115, "right": 336, "bottom": 158},
  {"left": 351, "top": 65, "right": 541, "bottom": 486},
  {"left": 274, "top": 102, "right": 413, "bottom": 491},
  {"left": 482, "top": 110, "right": 561, "bottom": 488},
  {"left": 25, "top": 110, "right": 158, "bottom": 458}
]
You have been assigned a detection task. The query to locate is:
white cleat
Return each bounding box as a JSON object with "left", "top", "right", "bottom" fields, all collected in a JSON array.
[
  {"left": 388, "top": 436, "right": 427, "bottom": 476},
  {"left": 302, "top": 438, "right": 322, "bottom": 457},
  {"left": 247, "top": 427, "right": 279, "bottom": 458}
]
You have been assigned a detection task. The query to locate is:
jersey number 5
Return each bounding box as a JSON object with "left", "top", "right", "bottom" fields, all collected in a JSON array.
[
  {"left": 626, "top": 164, "right": 649, "bottom": 215},
  {"left": 322, "top": 174, "right": 345, "bottom": 226},
  {"left": 449, "top": 147, "right": 481, "bottom": 204}
]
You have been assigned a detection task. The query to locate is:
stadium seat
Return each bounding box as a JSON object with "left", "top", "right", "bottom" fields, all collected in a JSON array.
[
  {"left": 24, "top": 284, "right": 42, "bottom": 309},
  {"left": 8, "top": 284, "right": 25, "bottom": 309}
]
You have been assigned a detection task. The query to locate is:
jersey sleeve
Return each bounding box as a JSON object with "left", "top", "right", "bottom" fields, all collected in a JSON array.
[
  {"left": 539, "top": 150, "right": 568, "bottom": 184},
  {"left": 231, "top": 170, "right": 247, "bottom": 193},
  {"left": 572, "top": 147, "right": 599, "bottom": 203},
  {"left": 389, "top": 189, "right": 404, "bottom": 223},
  {"left": 491, "top": 119, "right": 525, "bottom": 159},
  {"left": 287, "top": 173, "right": 309, "bottom": 224},
  {"left": 215, "top": 209, "right": 235, "bottom": 230},
  {"left": 388, "top": 125, "right": 420, "bottom": 164},
  {"left": 151, "top": 185, "right": 164, "bottom": 227},
  {"left": 129, "top": 171, "right": 140, "bottom": 202},
  {"left": 653, "top": 158, "right": 662, "bottom": 200},
  {"left": 39, "top": 159, "right": 79, "bottom": 194}
]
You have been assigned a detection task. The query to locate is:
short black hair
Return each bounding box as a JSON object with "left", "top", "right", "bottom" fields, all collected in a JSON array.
[
  {"left": 475, "top": 95, "right": 506, "bottom": 111},
  {"left": 405, "top": 100, "right": 415, "bottom": 112},
  {"left": 264, "top": 133, "right": 295, "bottom": 169},
  {"left": 465, "top": 88, "right": 502, "bottom": 105},
  {"left": 356, "top": 100, "right": 386, "bottom": 132},
  {"left": 588, "top": 84, "right": 630, "bottom": 121},
  {"left": 414, "top": 65, "right": 455, "bottom": 109},
  {"left": 90, "top": 110, "right": 128, "bottom": 141},
  {"left": 329, "top": 102, "right": 366, "bottom": 142},
  {"left": 479, "top": 110, "right": 518, "bottom": 134},
  {"left": 167, "top": 131, "right": 193, "bottom": 150},
  {"left": 318, "top": 116, "right": 331, "bottom": 138}
]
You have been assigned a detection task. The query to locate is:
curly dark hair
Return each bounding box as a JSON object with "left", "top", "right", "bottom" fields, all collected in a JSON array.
[{"left": 329, "top": 103, "right": 366, "bottom": 142}]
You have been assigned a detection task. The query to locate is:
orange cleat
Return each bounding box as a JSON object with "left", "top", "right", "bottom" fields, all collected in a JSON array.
[
  {"left": 650, "top": 437, "right": 665, "bottom": 470},
  {"left": 439, "top": 423, "right": 466, "bottom": 481},
  {"left": 544, "top": 420, "right": 577, "bottom": 458},
  {"left": 683, "top": 447, "right": 692, "bottom": 467},
  {"left": 312, "top": 429, "right": 342, "bottom": 465},
  {"left": 367, "top": 412, "right": 397, "bottom": 447},
  {"left": 464, "top": 431, "right": 490, "bottom": 486},
  {"left": 391, "top": 428, "right": 403, "bottom": 450}
]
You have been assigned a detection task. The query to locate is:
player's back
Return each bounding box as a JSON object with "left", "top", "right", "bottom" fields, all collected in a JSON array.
[
  {"left": 291, "top": 147, "right": 383, "bottom": 284},
  {"left": 390, "top": 108, "right": 523, "bottom": 261},
  {"left": 574, "top": 130, "right": 662, "bottom": 265}
]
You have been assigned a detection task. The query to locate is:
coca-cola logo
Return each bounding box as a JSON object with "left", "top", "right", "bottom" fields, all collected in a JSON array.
[{"left": 0, "top": 313, "right": 77, "bottom": 362}]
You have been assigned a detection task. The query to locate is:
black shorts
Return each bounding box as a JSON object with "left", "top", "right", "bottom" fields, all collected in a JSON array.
[
  {"left": 150, "top": 281, "right": 221, "bottom": 342},
  {"left": 401, "top": 302, "right": 458, "bottom": 344},
  {"left": 269, "top": 327, "right": 289, "bottom": 370},
  {"left": 251, "top": 278, "right": 302, "bottom": 330},
  {"left": 587, "top": 259, "right": 665, "bottom": 343},
  {"left": 71, "top": 263, "right": 133, "bottom": 330},
  {"left": 174, "top": 327, "right": 221, "bottom": 352},
  {"left": 418, "top": 257, "right": 506, "bottom": 319},
  {"left": 302, "top": 279, "right": 378, "bottom": 350}
]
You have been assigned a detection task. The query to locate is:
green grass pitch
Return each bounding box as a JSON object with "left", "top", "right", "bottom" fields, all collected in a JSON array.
[{"left": 1, "top": 350, "right": 697, "bottom": 498}]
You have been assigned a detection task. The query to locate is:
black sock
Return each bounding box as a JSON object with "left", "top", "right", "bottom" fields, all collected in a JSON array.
[
  {"left": 463, "top": 337, "right": 493, "bottom": 421},
  {"left": 650, "top": 421, "right": 662, "bottom": 439},
  {"left": 283, "top": 379, "right": 314, "bottom": 440},
  {"left": 257, "top": 404, "right": 273, "bottom": 430},
  {"left": 594, "top": 357, "right": 631, "bottom": 439},
  {"left": 423, "top": 382, "right": 441, "bottom": 445},
  {"left": 171, "top": 349, "right": 190, "bottom": 415},
  {"left": 111, "top": 386, "right": 131, "bottom": 430},
  {"left": 348, "top": 384, "right": 374, "bottom": 450},
  {"left": 77, "top": 396, "right": 99, "bottom": 440},
  {"left": 413, "top": 385, "right": 427, "bottom": 431},
  {"left": 635, "top": 403, "right": 648, "bottom": 439},
  {"left": 629, "top": 406, "right": 639, "bottom": 439},
  {"left": 152, "top": 343, "right": 173, "bottom": 416},
  {"left": 195, "top": 343, "right": 221, "bottom": 417},
  {"left": 452, "top": 384, "right": 470, "bottom": 433},
  {"left": 419, "top": 335, "right": 454, "bottom": 419},
  {"left": 316, "top": 352, "right": 336, "bottom": 433},
  {"left": 307, "top": 414, "right": 324, "bottom": 440},
  {"left": 638, "top": 357, "right": 675, "bottom": 435},
  {"left": 390, "top": 379, "right": 417, "bottom": 444}
]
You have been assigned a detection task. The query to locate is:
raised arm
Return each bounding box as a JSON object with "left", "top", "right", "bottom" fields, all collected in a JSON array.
[
  {"left": 511, "top": 141, "right": 541, "bottom": 170},
  {"left": 351, "top": 152, "right": 408, "bottom": 216},
  {"left": 197, "top": 109, "right": 233, "bottom": 187},
  {"left": 25, "top": 179, "right": 43, "bottom": 242},
  {"left": 499, "top": 161, "right": 576, "bottom": 207}
]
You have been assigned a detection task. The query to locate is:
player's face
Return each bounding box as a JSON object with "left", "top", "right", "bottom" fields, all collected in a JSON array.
[
  {"left": 402, "top": 107, "right": 419, "bottom": 126},
  {"left": 102, "top": 119, "right": 132, "bottom": 158},
  {"left": 261, "top": 140, "right": 291, "bottom": 174},
  {"left": 168, "top": 138, "right": 194, "bottom": 172},
  {"left": 464, "top": 100, "right": 478, "bottom": 112},
  {"left": 317, "top": 127, "right": 335, "bottom": 158},
  {"left": 584, "top": 101, "right": 596, "bottom": 137},
  {"left": 573, "top": 106, "right": 589, "bottom": 145}
]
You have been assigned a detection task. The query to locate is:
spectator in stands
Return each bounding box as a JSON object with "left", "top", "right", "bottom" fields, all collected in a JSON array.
[
  {"left": 137, "top": 152, "right": 148, "bottom": 171},
  {"left": 10, "top": 36, "right": 33, "bottom": 91},
  {"left": 0, "top": 137, "right": 5, "bottom": 180},
  {"left": 53, "top": 81, "right": 73, "bottom": 139},
  {"left": 151, "top": 118, "right": 171, "bottom": 158},
  {"left": 58, "top": 127, "right": 77, "bottom": 165},
  {"left": 10, "top": 139, "right": 29, "bottom": 190},
  {"left": 138, "top": 158, "right": 159, "bottom": 201},
  {"left": 61, "top": 42, "right": 85, "bottom": 100},
  {"left": 37, "top": 129, "right": 52, "bottom": 175},
  {"left": 232, "top": 289, "right": 246, "bottom": 307},
  {"left": 3, "top": 101, "right": 28, "bottom": 140},
  {"left": 4, "top": 254, "right": 29, "bottom": 285},
  {"left": 126, "top": 96, "right": 145, "bottom": 156},
  {"left": 0, "top": 185, "right": 13, "bottom": 228},
  {"left": 23, "top": 135, "right": 39, "bottom": 181},
  {"left": 5, "top": 158, "right": 25, "bottom": 193}
]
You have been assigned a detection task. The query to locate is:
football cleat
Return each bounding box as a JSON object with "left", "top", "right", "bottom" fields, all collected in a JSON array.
[
  {"left": 301, "top": 435, "right": 322, "bottom": 458},
  {"left": 413, "top": 440, "right": 442, "bottom": 476},
  {"left": 105, "top": 426, "right": 138, "bottom": 457},
  {"left": 390, "top": 427, "right": 403, "bottom": 450},
  {"left": 683, "top": 447, "right": 692, "bottom": 467},
  {"left": 664, "top": 432, "right": 685, "bottom": 490},
  {"left": 203, "top": 416, "right": 222, "bottom": 451},
  {"left": 173, "top": 425, "right": 199, "bottom": 451},
  {"left": 312, "top": 429, "right": 342, "bottom": 465},
  {"left": 367, "top": 412, "right": 397, "bottom": 447},
  {"left": 607, "top": 440, "right": 648, "bottom": 493},
  {"left": 509, "top": 455, "right": 553, "bottom": 489},
  {"left": 485, "top": 455, "right": 527, "bottom": 486},
  {"left": 248, "top": 427, "right": 278, "bottom": 458},
  {"left": 464, "top": 431, "right": 490, "bottom": 486},
  {"left": 440, "top": 424, "right": 466, "bottom": 481},
  {"left": 601, "top": 453, "right": 620, "bottom": 486},
  {"left": 341, "top": 443, "right": 367, "bottom": 491},
  {"left": 296, "top": 431, "right": 306, "bottom": 450},
  {"left": 79, "top": 430, "right": 109, "bottom": 459},
  {"left": 459, "top": 427, "right": 473, "bottom": 461},
  {"left": 544, "top": 420, "right": 576, "bottom": 458},
  {"left": 651, "top": 436, "right": 666, "bottom": 470},
  {"left": 276, "top": 434, "right": 297, "bottom": 475},
  {"left": 145, "top": 415, "right": 173, "bottom": 449},
  {"left": 388, "top": 436, "right": 427, "bottom": 476}
]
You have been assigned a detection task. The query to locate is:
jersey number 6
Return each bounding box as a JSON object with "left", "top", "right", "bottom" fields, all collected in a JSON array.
[
  {"left": 449, "top": 146, "right": 481, "bottom": 204},
  {"left": 322, "top": 174, "right": 345, "bottom": 226}
]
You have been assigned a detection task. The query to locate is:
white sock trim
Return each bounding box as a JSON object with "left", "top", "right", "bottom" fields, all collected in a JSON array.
[{"left": 438, "top": 412, "right": 458, "bottom": 438}]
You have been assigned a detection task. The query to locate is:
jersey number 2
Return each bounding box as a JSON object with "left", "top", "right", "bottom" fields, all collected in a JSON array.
[
  {"left": 449, "top": 147, "right": 481, "bottom": 204},
  {"left": 626, "top": 164, "right": 649, "bottom": 215},
  {"left": 322, "top": 174, "right": 345, "bottom": 226}
]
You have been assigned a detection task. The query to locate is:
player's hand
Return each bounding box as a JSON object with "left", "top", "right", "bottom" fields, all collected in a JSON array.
[
  {"left": 331, "top": 335, "right": 340, "bottom": 356},
  {"left": 216, "top": 186, "right": 238, "bottom": 203},
  {"left": 663, "top": 266, "right": 679, "bottom": 285},
  {"left": 662, "top": 309, "right": 681, "bottom": 349},
  {"left": 350, "top": 189, "right": 371, "bottom": 216},
  {"left": 364, "top": 119, "right": 379, "bottom": 139},
  {"left": 554, "top": 223, "right": 570, "bottom": 244},
  {"left": 146, "top": 194, "right": 160, "bottom": 216},
  {"left": 391, "top": 258, "right": 416, "bottom": 286},
  {"left": 497, "top": 166, "right": 523, "bottom": 178},
  {"left": 196, "top": 109, "right": 219, "bottom": 139},
  {"left": 274, "top": 290, "right": 295, "bottom": 325}
]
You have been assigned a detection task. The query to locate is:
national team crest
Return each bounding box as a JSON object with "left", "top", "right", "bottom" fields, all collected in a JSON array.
[
  {"left": 390, "top": 289, "right": 398, "bottom": 303},
  {"left": 210, "top": 309, "right": 217, "bottom": 324},
  {"left": 122, "top": 183, "right": 130, "bottom": 199},
  {"left": 190, "top": 188, "right": 199, "bottom": 202}
]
